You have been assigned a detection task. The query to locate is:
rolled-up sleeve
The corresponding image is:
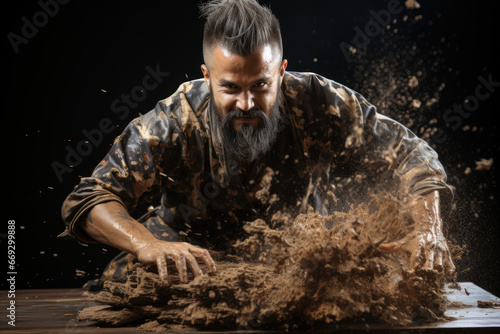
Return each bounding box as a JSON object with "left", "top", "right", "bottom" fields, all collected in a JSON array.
[{"left": 59, "top": 119, "right": 162, "bottom": 244}]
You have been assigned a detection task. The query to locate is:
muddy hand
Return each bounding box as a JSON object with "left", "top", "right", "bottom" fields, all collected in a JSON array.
[
  {"left": 379, "top": 226, "right": 455, "bottom": 276},
  {"left": 379, "top": 191, "right": 455, "bottom": 277},
  {"left": 136, "top": 241, "right": 217, "bottom": 284}
]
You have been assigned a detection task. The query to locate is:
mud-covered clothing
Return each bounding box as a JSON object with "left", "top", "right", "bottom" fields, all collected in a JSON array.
[{"left": 59, "top": 71, "right": 454, "bottom": 256}]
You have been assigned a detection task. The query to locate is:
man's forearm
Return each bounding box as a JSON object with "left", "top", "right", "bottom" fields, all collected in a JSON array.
[
  {"left": 81, "top": 201, "right": 158, "bottom": 256},
  {"left": 80, "top": 201, "right": 217, "bottom": 283},
  {"left": 410, "top": 190, "right": 441, "bottom": 227}
]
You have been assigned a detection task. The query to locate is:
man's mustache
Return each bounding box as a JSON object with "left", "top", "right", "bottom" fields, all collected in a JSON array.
[{"left": 225, "top": 108, "right": 266, "bottom": 119}]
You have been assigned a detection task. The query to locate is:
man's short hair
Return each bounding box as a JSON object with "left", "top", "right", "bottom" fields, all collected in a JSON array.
[{"left": 200, "top": 0, "right": 283, "bottom": 63}]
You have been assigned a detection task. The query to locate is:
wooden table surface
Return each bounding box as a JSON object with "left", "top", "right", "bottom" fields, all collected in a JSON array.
[{"left": 1, "top": 282, "right": 499, "bottom": 333}]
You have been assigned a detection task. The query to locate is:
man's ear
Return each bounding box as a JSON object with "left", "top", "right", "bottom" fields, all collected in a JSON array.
[
  {"left": 201, "top": 64, "right": 210, "bottom": 87},
  {"left": 279, "top": 59, "right": 288, "bottom": 83},
  {"left": 280, "top": 59, "right": 288, "bottom": 75}
]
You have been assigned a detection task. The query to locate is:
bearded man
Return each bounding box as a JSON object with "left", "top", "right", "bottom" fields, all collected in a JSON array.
[{"left": 59, "top": 0, "right": 456, "bottom": 286}]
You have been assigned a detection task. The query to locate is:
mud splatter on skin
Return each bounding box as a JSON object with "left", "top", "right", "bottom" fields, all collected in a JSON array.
[{"left": 77, "top": 195, "right": 460, "bottom": 331}]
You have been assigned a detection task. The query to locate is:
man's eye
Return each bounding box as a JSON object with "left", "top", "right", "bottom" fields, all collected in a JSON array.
[
  {"left": 225, "top": 84, "right": 238, "bottom": 89},
  {"left": 254, "top": 82, "right": 266, "bottom": 87}
]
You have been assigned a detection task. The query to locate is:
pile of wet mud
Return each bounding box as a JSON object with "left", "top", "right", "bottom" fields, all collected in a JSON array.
[{"left": 77, "top": 195, "right": 460, "bottom": 331}]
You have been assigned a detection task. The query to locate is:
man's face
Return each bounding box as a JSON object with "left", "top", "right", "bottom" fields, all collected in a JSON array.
[{"left": 201, "top": 44, "right": 288, "bottom": 161}]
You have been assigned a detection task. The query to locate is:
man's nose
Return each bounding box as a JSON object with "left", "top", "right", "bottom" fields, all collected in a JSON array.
[{"left": 236, "top": 91, "right": 255, "bottom": 111}]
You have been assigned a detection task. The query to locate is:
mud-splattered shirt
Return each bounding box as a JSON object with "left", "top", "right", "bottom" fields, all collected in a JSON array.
[{"left": 59, "top": 72, "right": 454, "bottom": 249}]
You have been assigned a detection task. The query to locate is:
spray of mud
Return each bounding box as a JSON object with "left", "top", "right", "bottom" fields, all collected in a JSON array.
[
  {"left": 77, "top": 194, "right": 463, "bottom": 331},
  {"left": 340, "top": 4, "right": 496, "bottom": 291}
]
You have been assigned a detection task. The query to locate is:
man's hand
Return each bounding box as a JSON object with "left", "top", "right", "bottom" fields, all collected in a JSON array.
[
  {"left": 135, "top": 240, "right": 217, "bottom": 284},
  {"left": 81, "top": 201, "right": 217, "bottom": 284},
  {"left": 379, "top": 190, "right": 456, "bottom": 277}
]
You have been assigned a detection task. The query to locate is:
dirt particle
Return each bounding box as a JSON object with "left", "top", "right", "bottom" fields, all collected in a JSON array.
[
  {"left": 474, "top": 158, "right": 493, "bottom": 171},
  {"left": 405, "top": 0, "right": 421, "bottom": 9}
]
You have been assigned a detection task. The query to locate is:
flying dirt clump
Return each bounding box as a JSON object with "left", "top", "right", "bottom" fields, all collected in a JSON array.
[{"left": 77, "top": 194, "right": 458, "bottom": 331}]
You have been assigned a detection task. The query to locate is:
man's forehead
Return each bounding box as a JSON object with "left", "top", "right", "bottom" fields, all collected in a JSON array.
[
  {"left": 217, "top": 45, "right": 275, "bottom": 63},
  {"left": 208, "top": 44, "right": 282, "bottom": 77}
]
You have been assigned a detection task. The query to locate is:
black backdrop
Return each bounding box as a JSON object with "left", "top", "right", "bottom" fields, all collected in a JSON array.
[{"left": 3, "top": 0, "right": 499, "bottom": 297}]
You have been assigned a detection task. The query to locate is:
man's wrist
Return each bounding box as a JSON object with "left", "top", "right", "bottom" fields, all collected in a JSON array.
[{"left": 408, "top": 191, "right": 442, "bottom": 226}]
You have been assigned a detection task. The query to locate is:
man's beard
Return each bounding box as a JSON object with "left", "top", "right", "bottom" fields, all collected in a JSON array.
[{"left": 210, "top": 88, "right": 284, "bottom": 163}]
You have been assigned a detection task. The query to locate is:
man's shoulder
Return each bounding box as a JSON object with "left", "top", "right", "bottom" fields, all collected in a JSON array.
[
  {"left": 156, "top": 78, "right": 208, "bottom": 115},
  {"left": 282, "top": 71, "right": 366, "bottom": 116},
  {"left": 131, "top": 78, "right": 209, "bottom": 138},
  {"left": 283, "top": 71, "right": 344, "bottom": 90},
  {"left": 282, "top": 71, "right": 358, "bottom": 104},
  {"left": 140, "top": 79, "right": 208, "bottom": 121}
]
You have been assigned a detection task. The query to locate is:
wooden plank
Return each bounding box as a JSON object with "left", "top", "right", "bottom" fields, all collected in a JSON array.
[
  {"left": 1, "top": 282, "right": 499, "bottom": 333},
  {"left": 437, "top": 282, "right": 500, "bottom": 329},
  {"left": 0, "top": 289, "right": 148, "bottom": 333},
  {"left": 350, "top": 282, "right": 500, "bottom": 333}
]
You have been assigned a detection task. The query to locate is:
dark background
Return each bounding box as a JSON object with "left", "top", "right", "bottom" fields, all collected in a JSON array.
[{"left": 3, "top": 0, "right": 499, "bottom": 297}]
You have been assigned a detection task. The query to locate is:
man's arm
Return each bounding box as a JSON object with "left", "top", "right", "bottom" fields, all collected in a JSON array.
[
  {"left": 293, "top": 74, "right": 455, "bottom": 275},
  {"left": 379, "top": 190, "right": 456, "bottom": 277},
  {"left": 81, "top": 201, "right": 216, "bottom": 284}
]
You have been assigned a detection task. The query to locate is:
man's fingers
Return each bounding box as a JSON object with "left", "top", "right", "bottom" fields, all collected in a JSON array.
[
  {"left": 156, "top": 255, "right": 169, "bottom": 283},
  {"left": 184, "top": 252, "right": 203, "bottom": 277},
  {"left": 423, "top": 249, "right": 435, "bottom": 270},
  {"left": 434, "top": 251, "right": 444, "bottom": 272},
  {"left": 444, "top": 251, "right": 456, "bottom": 277},
  {"left": 171, "top": 254, "right": 188, "bottom": 283},
  {"left": 204, "top": 255, "right": 217, "bottom": 273},
  {"left": 190, "top": 247, "right": 217, "bottom": 272},
  {"left": 409, "top": 243, "right": 423, "bottom": 271},
  {"left": 137, "top": 242, "right": 217, "bottom": 284}
]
